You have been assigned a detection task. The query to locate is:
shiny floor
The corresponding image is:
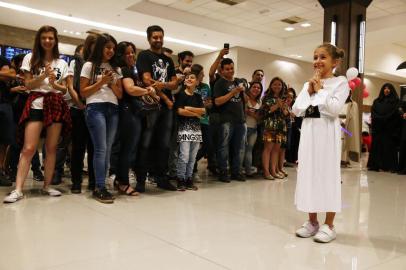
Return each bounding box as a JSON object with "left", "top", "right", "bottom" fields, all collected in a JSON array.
[{"left": 1, "top": 161, "right": 406, "bottom": 270}]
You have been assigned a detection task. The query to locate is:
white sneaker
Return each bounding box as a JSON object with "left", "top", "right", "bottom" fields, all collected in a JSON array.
[
  {"left": 42, "top": 188, "right": 62, "bottom": 197},
  {"left": 295, "top": 221, "right": 320, "bottom": 238},
  {"left": 4, "top": 190, "right": 24, "bottom": 203},
  {"left": 313, "top": 224, "right": 336, "bottom": 243}
]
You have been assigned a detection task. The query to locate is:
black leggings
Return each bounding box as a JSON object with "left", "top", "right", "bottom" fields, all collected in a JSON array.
[
  {"left": 116, "top": 104, "right": 142, "bottom": 185},
  {"left": 70, "top": 107, "right": 94, "bottom": 187}
]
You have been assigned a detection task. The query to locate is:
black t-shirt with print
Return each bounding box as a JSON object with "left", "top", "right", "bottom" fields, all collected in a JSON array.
[
  {"left": 213, "top": 77, "right": 245, "bottom": 124},
  {"left": 121, "top": 65, "right": 144, "bottom": 105},
  {"left": 0, "top": 56, "right": 11, "bottom": 104},
  {"left": 136, "top": 50, "right": 176, "bottom": 106},
  {"left": 175, "top": 89, "right": 204, "bottom": 141}
]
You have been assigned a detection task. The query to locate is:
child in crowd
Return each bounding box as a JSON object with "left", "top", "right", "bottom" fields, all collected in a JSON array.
[{"left": 175, "top": 72, "right": 205, "bottom": 191}]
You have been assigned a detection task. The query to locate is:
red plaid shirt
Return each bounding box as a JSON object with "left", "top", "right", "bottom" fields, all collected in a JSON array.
[{"left": 18, "top": 92, "right": 72, "bottom": 145}]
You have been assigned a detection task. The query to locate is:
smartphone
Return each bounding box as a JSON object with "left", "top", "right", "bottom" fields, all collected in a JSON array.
[{"left": 224, "top": 43, "right": 229, "bottom": 49}]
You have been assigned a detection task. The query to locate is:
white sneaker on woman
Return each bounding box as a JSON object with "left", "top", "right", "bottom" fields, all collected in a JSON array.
[
  {"left": 313, "top": 224, "right": 336, "bottom": 243},
  {"left": 4, "top": 190, "right": 24, "bottom": 203},
  {"left": 41, "top": 188, "right": 62, "bottom": 197},
  {"left": 295, "top": 221, "right": 319, "bottom": 238}
]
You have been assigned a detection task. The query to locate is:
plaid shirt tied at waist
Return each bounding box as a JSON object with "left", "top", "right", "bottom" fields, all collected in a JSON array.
[{"left": 18, "top": 91, "right": 72, "bottom": 145}]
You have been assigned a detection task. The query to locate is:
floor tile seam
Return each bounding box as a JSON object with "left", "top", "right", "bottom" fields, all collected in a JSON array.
[
  {"left": 364, "top": 254, "right": 406, "bottom": 270},
  {"left": 116, "top": 223, "right": 232, "bottom": 270},
  {"left": 188, "top": 200, "right": 274, "bottom": 226},
  {"left": 35, "top": 242, "right": 160, "bottom": 270},
  {"left": 73, "top": 201, "right": 231, "bottom": 269}
]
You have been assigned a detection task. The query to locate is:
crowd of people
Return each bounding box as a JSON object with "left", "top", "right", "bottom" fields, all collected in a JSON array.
[
  {"left": 0, "top": 24, "right": 405, "bottom": 244},
  {"left": 0, "top": 25, "right": 302, "bottom": 204},
  {"left": 367, "top": 83, "right": 406, "bottom": 174}
]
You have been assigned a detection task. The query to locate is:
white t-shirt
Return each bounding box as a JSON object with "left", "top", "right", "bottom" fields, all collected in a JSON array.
[
  {"left": 80, "top": 62, "right": 122, "bottom": 105},
  {"left": 21, "top": 53, "right": 69, "bottom": 109},
  {"left": 246, "top": 99, "right": 261, "bottom": 128}
]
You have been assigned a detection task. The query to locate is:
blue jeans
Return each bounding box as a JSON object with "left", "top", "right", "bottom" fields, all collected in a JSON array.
[
  {"left": 177, "top": 141, "right": 200, "bottom": 180},
  {"left": 85, "top": 102, "right": 119, "bottom": 189},
  {"left": 244, "top": 127, "right": 258, "bottom": 175},
  {"left": 218, "top": 122, "right": 247, "bottom": 175}
]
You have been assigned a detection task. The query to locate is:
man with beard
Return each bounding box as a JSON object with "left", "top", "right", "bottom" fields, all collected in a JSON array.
[
  {"left": 135, "top": 25, "right": 178, "bottom": 192},
  {"left": 251, "top": 69, "right": 264, "bottom": 84},
  {"left": 176, "top": 51, "right": 194, "bottom": 79},
  {"left": 168, "top": 50, "right": 195, "bottom": 180}
]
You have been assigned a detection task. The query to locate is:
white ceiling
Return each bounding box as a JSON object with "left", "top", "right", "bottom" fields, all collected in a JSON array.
[{"left": 0, "top": 0, "right": 405, "bottom": 82}]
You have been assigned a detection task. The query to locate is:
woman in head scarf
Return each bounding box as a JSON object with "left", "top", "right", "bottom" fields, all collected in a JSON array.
[{"left": 367, "top": 83, "right": 401, "bottom": 172}]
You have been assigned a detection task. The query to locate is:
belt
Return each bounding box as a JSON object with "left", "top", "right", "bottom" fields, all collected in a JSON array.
[{"left": 304, "top": 105, "right": 320, "bottom": 118}]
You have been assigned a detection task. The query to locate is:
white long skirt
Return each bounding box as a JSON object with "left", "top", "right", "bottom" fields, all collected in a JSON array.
[{"left": 295, "top": 117, "right": 342, "bottom": 213}]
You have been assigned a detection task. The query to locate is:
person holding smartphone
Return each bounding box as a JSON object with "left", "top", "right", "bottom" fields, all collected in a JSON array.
[
  {"left": 213, "top": 58, "right": 246, "bottom": 182},
  {"left": 80, "top": 33, "right": 123, "bottom": 204}
]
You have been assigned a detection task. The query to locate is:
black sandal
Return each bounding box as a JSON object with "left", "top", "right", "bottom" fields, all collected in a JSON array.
[{"left": 119, "top": 185, "right": 139, "bottom": 196}]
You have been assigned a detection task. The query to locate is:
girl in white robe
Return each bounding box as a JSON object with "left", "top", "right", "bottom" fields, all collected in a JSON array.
[{"left": 292, "top": 44, "right": 350, "bottom": 243}]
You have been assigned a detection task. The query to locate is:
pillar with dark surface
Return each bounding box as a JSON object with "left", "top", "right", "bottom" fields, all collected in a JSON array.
[{"left": 319, "top": 0, "right": 373, "bottom": 161}]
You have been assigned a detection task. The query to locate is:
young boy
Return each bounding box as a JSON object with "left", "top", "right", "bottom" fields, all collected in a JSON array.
[{"left": 175, "top": 72, "right": 205, "bottom": 191}]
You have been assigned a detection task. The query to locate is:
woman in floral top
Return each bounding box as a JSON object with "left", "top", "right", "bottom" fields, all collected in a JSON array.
[{"left": 261, "top": 77, "right": 288, "bottom": 180}]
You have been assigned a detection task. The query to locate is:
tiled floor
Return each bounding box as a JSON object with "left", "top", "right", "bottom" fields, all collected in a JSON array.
[{"left": 1, "top": 163, "right": 406, "bottom": 270}]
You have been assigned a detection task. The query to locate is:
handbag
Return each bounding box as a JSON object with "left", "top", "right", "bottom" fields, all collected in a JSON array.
[{"left": 129, "top": 94, "right": 161, "bottom": 115}]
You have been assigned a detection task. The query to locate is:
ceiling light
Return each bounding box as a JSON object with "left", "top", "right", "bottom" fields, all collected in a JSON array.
[
  {"left": 63, "top": 29, "right": 68, "bottom": 33},
  {"left": 285, "top": 27, "right": 295, "bottom": 31},
  {"left": 301, "top": 23, "right": 311, "bottom": 27},
  {"left": 75, "top": 32, "right": 81, "bottom": 35},
  {"left": 290, "top": 54, "right": 302, "bottom": 58},
  {"left": 0, "top": 1, "right": 218, "bottom": 50}
]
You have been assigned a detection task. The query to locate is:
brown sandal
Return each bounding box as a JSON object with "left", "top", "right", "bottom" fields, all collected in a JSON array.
[{"left": 119, "top": 185, "right": 139, "bottom": 196}]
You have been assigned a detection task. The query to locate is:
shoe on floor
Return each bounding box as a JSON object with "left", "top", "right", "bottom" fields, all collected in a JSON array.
[
  {"left": 135, "top": 181, "right": 146, "bottom": 193},
  {"left": 192, "top": 173, "right": 202, "bottom": 183},
  {"left": 263, "top": 175, "right": 274, "bottom": 180},
  {"left": 51, "top": 173, "right": 62, "bottom": 185},
  {"left": 230, "top": 173, "right": 246, "bottom": 182},
  {"left": 280, "top": 170, "right": 288, "bottom": 177},
  {"left": 93, "top": 188, "right": 114, "bottom": 204},
  {"left": 71, "top": 184, "right": 82, "bottom": 194},
  {"left": 3, "top": 190, "right": 23, "bottom": 203},
  {"left": 185, "top": 178, "right": 198, "bottom": 190},
  {"left": 32, "top": 170, "right": 44, "bottom": 181},
  {"left": 273, "top": 173, "right": 284, "bottom": 179},
  {"left": 156, "top": 177, "right": 177, "bottom": 191},
  {"left": 295, "top": 221, "right": 320, "bottom": 238},
  {"left": 176, "top": 179, "right": 186, "bottom": 191},
  {"left": 0, "top": 175, "right": 12, "bottom": 187},
  {"left": 218, "top": 171, "right": 230, "bottom": 183},
  {"left": 41, "top": 188, "right": 62, "bottom": 197},
  {"left": 313, "top": 224, "right": 336, "bottom": 243}
]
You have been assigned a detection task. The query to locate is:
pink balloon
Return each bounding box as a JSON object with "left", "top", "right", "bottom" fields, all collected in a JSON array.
[
  {"left": 348, "top": 81, "right": 356, "bottom": 90},
  {"left": 353, "top": 77, "right": 362, "bottom": 87},
  {"left": 362, "top": 87, "right": 369, "bottom": 98}
]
